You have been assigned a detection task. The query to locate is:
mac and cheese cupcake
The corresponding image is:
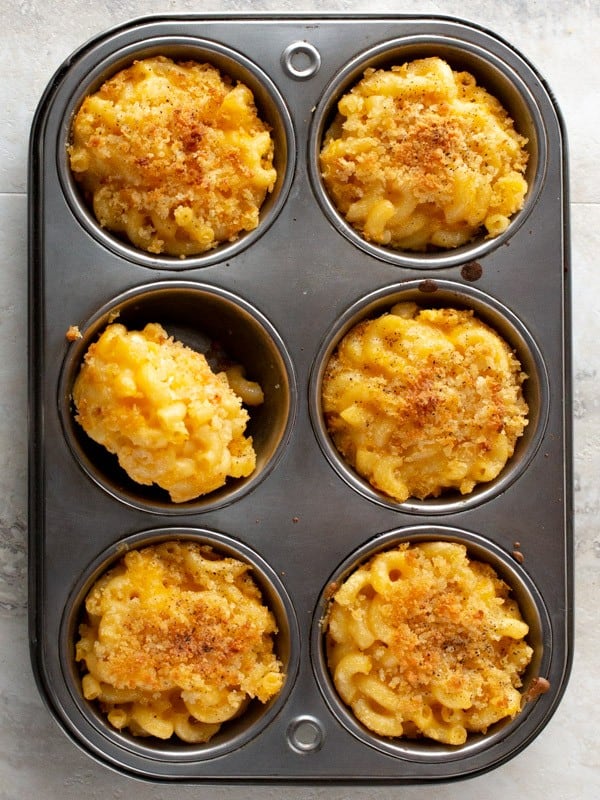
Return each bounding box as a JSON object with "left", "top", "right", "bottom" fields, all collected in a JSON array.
[
  {"left": 321, "top": 302, "right": 528, "bottom": 502},
  {"left": 325, "top": 541, "right": 533, "bottom": 745},
  {"left": 68, "top": 56, "right": 277, "bottom": 256},
  {"left": 76, "top": 541, "right": 285, "bottom": 743},
  {"left": 72, "top": 321, "right": 262, "bottom": 503},
  {"left": 319, "top": 56, "right": 528, "bottom": 251}
]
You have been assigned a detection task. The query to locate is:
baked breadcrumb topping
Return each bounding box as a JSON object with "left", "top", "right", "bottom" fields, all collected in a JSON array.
[
  {"left": 320, "top": 57, "right": 529, "bottom": 251},
  {"left": 76, "top": 541, "right": 284, "bottom": 741},
  {"left": 322, "top": 302, "right": 528, "bottom": 501},
  {"left": 326, "top": 541, "right": 534, "bottom": 744},
  {"left": 68, "top": 56, "right": 277, "bottom": 256}
]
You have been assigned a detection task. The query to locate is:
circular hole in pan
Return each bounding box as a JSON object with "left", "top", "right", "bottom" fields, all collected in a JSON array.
[
  {"left": 58, "top": 36, "right": 296, "bottom": 269},
  {"left": 308, "top": 35, "right": 547, "bottom": 269},
  {"left": 309, "top": 279, "right": 549, "bottom": 515},
  {"left": 58, "top": 281, "right": 296, "bottom": 514},
  {"left": 311, "top": 525, "right": 551, "bottom": 763},
  {"left": 60, "top": 527, "right": 300, "bottom": 763}
]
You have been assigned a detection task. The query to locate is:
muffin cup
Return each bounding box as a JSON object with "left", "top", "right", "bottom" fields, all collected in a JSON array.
[
  {"left": 58, "top": 281, "right": 297, "bottom": 513},
  {"left": 58, "top": 36, "right": 296, "bottom": 269},
  {"left": 311, "top": 524, "right": 551, "bottom": 763},
  {"left": 60, "top": 527, "right": 300, "bottom": 762},
  {"left": 309, "top": 279, "right": 549, "bottom": 515},
  {"left": 308, "top": 35, "right": 547, "bottom": 269}
]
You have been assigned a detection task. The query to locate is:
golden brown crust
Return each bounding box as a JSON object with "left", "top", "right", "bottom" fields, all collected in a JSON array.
[
  {"left": 320, "top": 57, "right": 528, "bottom": 251},
  {"left": 76, "top": 542, "right": 284, "bottom": 741},
  {"left": 321, "top": 303, "right": 529, "bottom": 501},
  {"left": 68, "top": 56, "right": 277, "bottom": 256},
  {"left": 83, "top": 545, "right": 277, "bottom": 693},
  {"left": 325, "top": 541, "right": 533, "bottom": 744}
]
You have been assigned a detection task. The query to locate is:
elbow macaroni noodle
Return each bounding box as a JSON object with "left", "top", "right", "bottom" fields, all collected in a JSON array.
[
  {"left": 319, "top": 57, "right": 529, "bottom": 251},
  {"left": 325, "top": 541, "right": 533, "bottom": 745},
  {"left": 76, "top": 541, "right": 285, "bottom": 743}
]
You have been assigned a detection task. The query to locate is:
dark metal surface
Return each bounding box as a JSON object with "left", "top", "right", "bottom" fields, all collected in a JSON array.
[{"left": 28, "top": 14, "right": 572, "bottom": 783}]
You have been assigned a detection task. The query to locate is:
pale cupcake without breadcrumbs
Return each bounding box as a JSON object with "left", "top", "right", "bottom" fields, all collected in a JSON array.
[{"left": 72, "top": 322, "right": 262, "bottom": 502}]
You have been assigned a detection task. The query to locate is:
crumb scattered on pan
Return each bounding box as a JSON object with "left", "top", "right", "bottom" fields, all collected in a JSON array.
[
  {"left": 512, "top": 541, "right": 525, "bottom": 563},
  {"left": 521, "top": 676, "right": 551, "bottom": 705},
  {"left": 461, "top": 261, "right": 483, "bottom": 281},
  {"left": 66, "top": 325, "right": 82, "bottom": 341}
]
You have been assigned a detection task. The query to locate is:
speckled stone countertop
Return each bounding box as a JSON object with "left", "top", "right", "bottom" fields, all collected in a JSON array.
[{"left": 1, "top": 1, "right": 598, "bottom": 797}]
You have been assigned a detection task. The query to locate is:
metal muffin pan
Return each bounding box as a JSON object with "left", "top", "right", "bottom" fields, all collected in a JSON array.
[{"left": 28, "top": 14, "right": 572, "bottom": 783}]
